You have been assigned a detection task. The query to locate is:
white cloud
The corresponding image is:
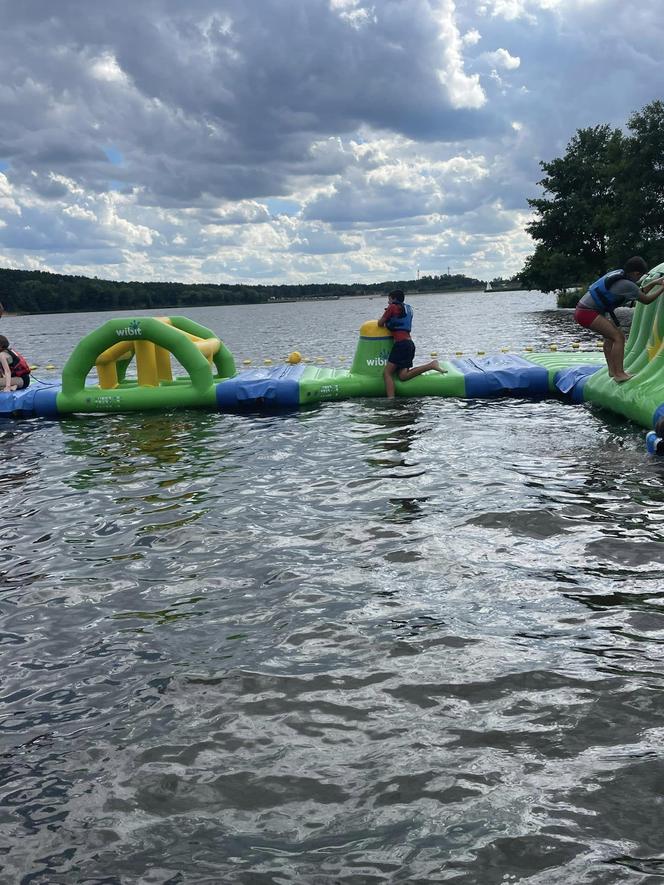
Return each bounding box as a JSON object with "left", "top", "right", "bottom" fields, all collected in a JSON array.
[
  {"left": 0, "top": 174, "right": 21, "bottom": 216},
  {"left": 63, "top": 204, "right": 96, "bottom": 222},
  {"left": 206, "top": 201, "right": 271, "bottom": 226},
  {"left": 434, "top": 0, "right": 486, "bottom": 109},
  {"left": 90, "top": 52, "right": 129, "bottom": 84},
  {"left": 462, "top": 29, "right": 482, "bottom": 45},
  {"left": 329, "top": 0, "right": 375, "bottom": 29},
  {"left": 483, "top": 48, "right": 521, "bottom": 69}
]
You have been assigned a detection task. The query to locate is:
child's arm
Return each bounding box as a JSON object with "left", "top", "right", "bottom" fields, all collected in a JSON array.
[
  {"left": 0, "top": 352, "right": 11, "bottom": 391},
  {"left": 638, "top": 277, "right": 664, "bottom": 304},
  {"left": 377, "top": 307, "right": 391, "bottom": 327}
]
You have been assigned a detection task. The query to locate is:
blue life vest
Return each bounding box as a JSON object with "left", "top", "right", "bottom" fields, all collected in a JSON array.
[
  {"left": 587, "top": 270, "right": 626, "bottom": 313},
  {"left": 385, "top": 303, "right": 413, "bottom": 332}
]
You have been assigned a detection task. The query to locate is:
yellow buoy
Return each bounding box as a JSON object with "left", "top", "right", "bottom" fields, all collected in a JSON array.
[
  {"left": 524, "top": 346, "right": 533, "bottom": 352},
  {"left": 287, "top": 351, "right": 302, "bottom": 364},
  {"left": 455, "top": 351, "right": 463, "bottom": 357},
  {"left": 264, "top": 358, "right": 273, "bottom": 366},
  {"left": 477, "top": 351, "right": 485, "bottom": 356},
  {"left": 549, "top": 344, "right": 558, "bottom": 351},
  {"left": 430, "top": 351, "right": 438, "bottom": 357},
  {"left": 242, "top": 358, "right": 252, "bottom": 365},
  {"left": 45, "top": 364, "right": 57, "bottom": 370}
]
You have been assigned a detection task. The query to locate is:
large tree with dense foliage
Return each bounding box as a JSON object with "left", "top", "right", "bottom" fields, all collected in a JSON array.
[
  {"left": 522, "top": 100, "right": 664, "bottom": 293},
  {"left": 522, "top": 124, "right": 625, "bottom": 291},
  {"left": 618, "top": 100, "right": 664, "bottom": 259}
]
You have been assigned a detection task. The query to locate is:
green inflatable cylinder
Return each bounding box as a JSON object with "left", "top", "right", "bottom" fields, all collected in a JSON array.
[{"left": 350, "top": 321, "right": 395, "bottom": 376}]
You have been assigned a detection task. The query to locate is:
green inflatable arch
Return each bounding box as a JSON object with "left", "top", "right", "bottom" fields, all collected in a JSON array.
[{"left": 58, "top": 316, "right": 236, "bottom": 414}]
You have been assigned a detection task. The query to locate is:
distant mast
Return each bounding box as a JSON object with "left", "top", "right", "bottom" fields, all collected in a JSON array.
[{"left": 485, "top": 280, "right": 493, "bottom": 292}]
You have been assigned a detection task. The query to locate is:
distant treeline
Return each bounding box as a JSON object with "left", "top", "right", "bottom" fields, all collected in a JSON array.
[{"left": 0, "top": 268, "right": 491, "bottom": 314}]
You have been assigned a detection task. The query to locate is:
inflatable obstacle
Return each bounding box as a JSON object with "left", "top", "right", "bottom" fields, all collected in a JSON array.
[
  {"left": 579, "top": 262, "right": 664, "bottom": 429},
  {"left": 0, "top": 314, "right": 601, "bottom": 419},
  {"left": 1, "top": 260, "right": 664, "bottom": 442},
  {"left": 1, "top": 315, "right": 235, "bottom": 418}
]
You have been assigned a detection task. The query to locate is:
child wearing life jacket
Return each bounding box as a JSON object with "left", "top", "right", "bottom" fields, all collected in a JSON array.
[
  {"left": 574, "top": 256, "right": 664, "bottom": 383},
  {"left": 377, "top": 290, "right": 446, "bottom": 398},
  {"left": 0, "top": 335, "right": 31, "bottom": 392}
]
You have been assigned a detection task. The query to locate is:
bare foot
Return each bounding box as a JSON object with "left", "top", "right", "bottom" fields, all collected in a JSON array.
[
  {"left": 613, "top": 373, "right": 633, "bottom": 383},
  {"left": 431, "top": 360, "right": 447, "bottom": 374}
]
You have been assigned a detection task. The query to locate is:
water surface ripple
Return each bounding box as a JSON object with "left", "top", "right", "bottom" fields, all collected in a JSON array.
[{"left": 2, "top": 294, "right": 664, "bottom": 883}]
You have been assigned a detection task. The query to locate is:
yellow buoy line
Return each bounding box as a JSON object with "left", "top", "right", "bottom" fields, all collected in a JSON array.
[
  {"left": 6, "top": 291, "right": 663, "bottom": 437},
  {"left": 34, "top": 339, "right": 604, "bottom": 374},
  {"left": 228, "top": 340, "right": 603, "bottom": 368}
]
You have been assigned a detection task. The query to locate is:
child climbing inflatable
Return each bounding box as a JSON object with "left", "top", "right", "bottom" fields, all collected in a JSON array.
[
  {"left": 377, "top": 289, "right": 446, "bottom": 398},
  {"left": 574, "top": 256, "right": 664, "bottom": 382}
]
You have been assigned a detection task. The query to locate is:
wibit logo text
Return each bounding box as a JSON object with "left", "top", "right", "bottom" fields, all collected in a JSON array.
[
  {"left": 115, "top": 320, "right": 143, "bottom": 338},
  {"left": 366, "top": 349, "right": 391, "bottom": 367}
]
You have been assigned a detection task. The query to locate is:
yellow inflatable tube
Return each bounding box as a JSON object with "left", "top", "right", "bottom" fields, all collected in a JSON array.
[{"left": 95, "top": 317, "right": 221, "bottom": 389}]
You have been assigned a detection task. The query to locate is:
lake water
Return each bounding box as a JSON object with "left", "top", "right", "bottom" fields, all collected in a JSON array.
[{"left": 3, "top": 291, "right": 664, "bottom": 884}]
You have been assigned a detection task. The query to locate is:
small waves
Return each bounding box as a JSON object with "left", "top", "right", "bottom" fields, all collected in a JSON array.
[{"left": 2, "top": 301, "right": 664, "bottom": 882}]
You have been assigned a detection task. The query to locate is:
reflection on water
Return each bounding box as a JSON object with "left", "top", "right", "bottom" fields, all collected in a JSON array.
[{"left": 2, "top": 295, "right": 664, "bottom": 882}]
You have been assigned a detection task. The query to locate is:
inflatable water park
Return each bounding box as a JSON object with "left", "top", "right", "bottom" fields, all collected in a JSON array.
[{"left": 3, "top": 264, "right": 664, "bottom": 452}]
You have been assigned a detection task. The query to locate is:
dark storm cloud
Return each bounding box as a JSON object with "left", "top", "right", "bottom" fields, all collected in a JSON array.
[
  {"left": 454, "top": 0, "right": 664, "bottom": 204},
  {"left": 0, "top": 0, "right": 502, "bottom": 205},
  {"left": 0, "top": 202, "right": 111, "bottom": 253}
]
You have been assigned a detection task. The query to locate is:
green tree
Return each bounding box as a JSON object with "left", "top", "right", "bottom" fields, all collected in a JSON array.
[
  {"left": 520, "top": 249, "right": 585, "bottom": 294},
  {"left": 523, "top": 100, "right": 664, "bottom": 294},
  {"left": 617, "top": 100, "right": 664, "bottom": 262},
  {"left": 525, "top": 124, "right": 625, "bottom": 291}
]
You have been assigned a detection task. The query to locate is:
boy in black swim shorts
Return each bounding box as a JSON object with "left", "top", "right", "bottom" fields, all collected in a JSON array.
[{"left": 377, "top": 290, "right": 446, "bottom": 398}]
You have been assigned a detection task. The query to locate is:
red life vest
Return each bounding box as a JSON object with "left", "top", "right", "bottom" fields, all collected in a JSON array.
[{"left": 5, "top": 348, "right": 30, "bottom": 377}]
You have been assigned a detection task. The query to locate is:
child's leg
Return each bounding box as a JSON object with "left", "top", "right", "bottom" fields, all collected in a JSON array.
[
  {"left": 0, "top": 373, "right": 23, "bottom": 392},
  {"left": 590, "top": 316, "right": 632, "bottom": 381},
  {"left": 383, "top": 362, "right": 398, "bottom": 398},
  {"left": 602, "top": 337, "right": 612, "bottom": 368},
  {"left": 590, "top": 315, "right": 628, "bottom": 380},
  {"left": 398, "top": 359, "right": 447, "bottom": 382}
]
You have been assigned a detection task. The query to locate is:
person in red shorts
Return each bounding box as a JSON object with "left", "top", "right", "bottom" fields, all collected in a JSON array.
[
  {"left": 377, "top": 290, "right": 446, "bottom": 398},
  {"left": 574, "top": 256, "right": 664, "bottom": 382}
]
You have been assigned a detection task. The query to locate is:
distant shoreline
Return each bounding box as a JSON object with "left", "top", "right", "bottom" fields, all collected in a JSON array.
[
  {"left": 0, "top": 266, "right": 510, "bottom": 314},
  {"left": 0, "top": 288, "right": 543, "bottom": 317}
]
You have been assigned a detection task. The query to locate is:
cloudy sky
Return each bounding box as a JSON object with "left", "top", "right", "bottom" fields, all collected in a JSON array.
[{"left": 0, "top": 0, "right": 661, "bottom": 286}]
